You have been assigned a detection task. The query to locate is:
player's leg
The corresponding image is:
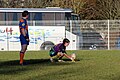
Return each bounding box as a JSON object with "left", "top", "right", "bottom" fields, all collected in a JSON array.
[
  {"left": 19, "top": 34, "right": 29, "bottom": 65},
  {"left": 20, "top": 44, "right": 27, "bottom": 65},
  {"left": 49, "top": 48, "right": 56, "bottom": 62},
  {"left": 58, "top": 55, "right": 64, "bottom": 60},
  {"left": 57, "top": 52, "right": 65, "bottom": 62},
  {"left": 24, "top": 45, "right": 28, "bottom": 53}
]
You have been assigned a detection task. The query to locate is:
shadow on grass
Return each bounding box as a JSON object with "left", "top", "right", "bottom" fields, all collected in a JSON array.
[
  {"left": 0, "top": 59, "right": 49, "bottom": 66},
  {"left": 0, "top": 58, "right": 80, "bottom": 75},
  {"left": 62, "top": 58, "right": 80, "bottom": 61},
  {"left": 0, "top": 59, "right": 50, "bottom": 75},
  {"left": 0, "top": 58, "right": 80, "bottom": 66}
]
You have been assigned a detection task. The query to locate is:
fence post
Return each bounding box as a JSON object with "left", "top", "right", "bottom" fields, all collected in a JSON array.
[
  {"left": 7, "top": 30, "right": 9, "bottom": 51},
  {"left": 108, "top": 20, "right": 110, "bottom": 50},
  {"left": 33, "top": 21, "right": 35, "bottom": 50},
  {"left": 70, "top": 20, "right": 73, "bottom": 50}
]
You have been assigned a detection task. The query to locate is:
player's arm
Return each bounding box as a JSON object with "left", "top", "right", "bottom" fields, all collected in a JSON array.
[
  {"left": 64, "top": 53, "right": 75, "bottom": 62},
  {"left": 21, "top": 29, "right": 29, "bottom": 41},
  {"left": 63, "top": 53, "right": 71, "bottom": 59},
  {"left": 60, "top": 46, "right": 74, "bottom": 61},
  {"left": 21, "top": 28, "right": 26, "bottom": 37},
  {"left": 19, "top": 22, "right": 29, "bottom": 40}
]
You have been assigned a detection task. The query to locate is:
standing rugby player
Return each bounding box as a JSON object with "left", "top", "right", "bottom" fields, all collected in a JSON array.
[{"left": 19, "top": 10, "right": 29, "bottom": 65}]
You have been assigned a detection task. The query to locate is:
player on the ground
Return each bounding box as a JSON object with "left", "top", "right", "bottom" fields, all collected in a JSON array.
[
  {"left": 49, "top": 38, "right": 75, "bottom": 62},
  {"left": 19, "top": 10, "right": 29, "bottom": 65}
]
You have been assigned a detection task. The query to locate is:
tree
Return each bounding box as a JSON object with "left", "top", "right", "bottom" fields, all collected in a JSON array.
[
  {"left": 96, "top": 0, "right": 120, "bottom": 20},
  {"left": 0, "top": 0, "right": 7, "bottom": 7},
  {"left": 79, "top": 0, "right": 97, "bottom": 20},
  {"left": 51, "top": 0, "right": 87, "bottom": 14},
  {"left": 79, "top": 0, "right": 120, "bottom": 20}
]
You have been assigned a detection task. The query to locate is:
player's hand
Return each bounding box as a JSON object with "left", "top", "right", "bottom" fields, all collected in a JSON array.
[
  {"left": 24, "top": 36, "right": 30, "bottom": 42},
  {"left": 70, "top": 57, "right": 75, "bottom": 62},
  {"left": 26, "top": 39, "right": 30, "bottom": 42},
  {"left": 28, "top": 39, "right": 30, "bottom": 42},
  {"left": 26, "top": 39, "right": 29, "bottom": 41}
]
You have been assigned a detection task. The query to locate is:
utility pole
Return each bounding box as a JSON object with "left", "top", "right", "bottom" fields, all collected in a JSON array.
[
  {"left": 6, "top": 1, "right": 9, "bottom": 8},
  {"left": 30, "top": 0, "right": 32, "bottom": 7},
  {"left": 21, "top": 0, "right": 24, "bottom": 8}
]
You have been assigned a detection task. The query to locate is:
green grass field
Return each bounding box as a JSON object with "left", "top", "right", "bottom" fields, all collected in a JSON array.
[{"left": 0, "top": 50, "right": 120, "bottom": 80}]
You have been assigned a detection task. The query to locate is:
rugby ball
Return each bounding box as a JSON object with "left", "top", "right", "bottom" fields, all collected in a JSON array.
[{"left": 71, "top": 53, "right": 76, "bottom": 59}]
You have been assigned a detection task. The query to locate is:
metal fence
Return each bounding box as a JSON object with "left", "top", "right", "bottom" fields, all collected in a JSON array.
[
  {"left": 79, "top": 20, "right": 120, "bottom": 50},
  {"left": 0, "top": 20, "right": 120, "bottom": 51}
]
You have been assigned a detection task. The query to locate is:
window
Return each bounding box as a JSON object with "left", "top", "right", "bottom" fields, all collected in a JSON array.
[
  {"left": 33, "top": 12, "right": 42, "bottom": 20},
  {"left": 55, "top": 13, "right": 65, "bottom": 20},
  {"left": 0, "top": 12, "right": 5, "bottom": 21},
  {"left": 42, "top": 12, "right": 54, "bottom": 20}
]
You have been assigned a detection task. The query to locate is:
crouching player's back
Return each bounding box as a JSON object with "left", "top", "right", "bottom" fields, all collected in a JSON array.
[{"left": 49, "top": 38, "right": 75, "bottom": 62}]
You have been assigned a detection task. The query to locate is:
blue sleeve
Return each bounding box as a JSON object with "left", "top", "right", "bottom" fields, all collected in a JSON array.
[{"left": 19, "top": 22, "right": 26, "bottom": 29}]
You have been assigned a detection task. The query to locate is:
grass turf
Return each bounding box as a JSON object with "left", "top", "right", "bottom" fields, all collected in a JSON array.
[{"left": 0, "top": 50, "right": 120, "bottom": 80}]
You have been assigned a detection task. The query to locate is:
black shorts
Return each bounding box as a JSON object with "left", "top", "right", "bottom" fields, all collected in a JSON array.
[{"left": 49, "top": 48, "right": 57, "bottom": 57}]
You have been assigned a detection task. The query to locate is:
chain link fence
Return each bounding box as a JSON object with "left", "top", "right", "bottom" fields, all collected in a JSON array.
[{"left": 0, "top": 20, "right": 120, "bottom": 51}]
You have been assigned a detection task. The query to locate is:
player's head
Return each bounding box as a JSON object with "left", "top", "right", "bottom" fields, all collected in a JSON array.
[
  {"left": 22, "top": 10, "right": 29, "bottom": 19},
  {"left": 63, "top": 38, "right": 70, "bottom": 47}
]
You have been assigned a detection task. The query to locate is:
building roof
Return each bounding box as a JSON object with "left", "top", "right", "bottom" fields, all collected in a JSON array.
[{"left": 0, "top": 7, "right": 72, "bottom": 13}]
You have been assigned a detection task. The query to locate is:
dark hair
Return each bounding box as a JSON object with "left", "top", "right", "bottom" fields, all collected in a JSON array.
[
  {"left": 22, "top": 10, "right": 29, "bottom": 17},
  {"left": 63, "top": 38, "right": 70, "bottom": 44}
]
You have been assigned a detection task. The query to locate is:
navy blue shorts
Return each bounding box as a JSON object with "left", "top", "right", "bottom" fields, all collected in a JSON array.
[{"left": 20, "top": 35, "right": 29, "bottom": 45}]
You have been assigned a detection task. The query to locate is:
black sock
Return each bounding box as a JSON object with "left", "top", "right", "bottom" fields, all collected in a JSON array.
[{"left": 59, "top": 56, "right": 63, "bottom": 60}]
